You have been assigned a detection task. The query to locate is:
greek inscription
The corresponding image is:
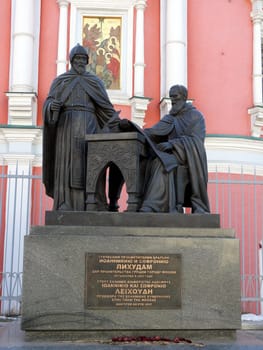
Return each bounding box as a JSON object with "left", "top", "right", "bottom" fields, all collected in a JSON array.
[{"left": 85, "top": 253, "right": 181, "bottom": 309}]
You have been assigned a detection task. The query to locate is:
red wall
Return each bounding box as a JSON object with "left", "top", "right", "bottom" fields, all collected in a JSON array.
[
  {"left": 143, "top": 0, "right": 161, "bottom": 127},
  {"left": 188, "top": 0, "right": 253, "bottom": 136},
  {"left": 37, "top": 0, "right": 60, "bottom": 125},
  {"left": 0, "top": 0, "right": 11, "bottom": 124}
]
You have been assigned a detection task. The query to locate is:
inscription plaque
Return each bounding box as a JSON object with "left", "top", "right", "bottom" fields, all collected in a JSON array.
[{"left": 85, "top": 253, "right": 181, "bottom": 309}]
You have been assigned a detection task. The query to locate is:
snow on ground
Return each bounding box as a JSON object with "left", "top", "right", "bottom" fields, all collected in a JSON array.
[{"left": 242, "top": 313, "right": 263, "bottom": 322}]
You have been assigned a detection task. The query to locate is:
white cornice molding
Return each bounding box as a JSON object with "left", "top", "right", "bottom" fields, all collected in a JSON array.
[
  {"left": 57, "top": 0, "right": 69, "bottom": 5},
  {"left": 69, "top": 0, "right": 134, "bottom": 8},
  {"left": 251, "top": 0, "right": 263, "bottom": 22},
  {"left": 205, "top": 135, "right": 263, "bottom": 154},
  {"left": 205, "top": 136, "right": 263, "bottom": 174},
  {"left": 0, "top": 127, "right": 42, "bottom": 158},
  {"left": 2, "top": 154, "right": 36, "bottom": 165},
  {"left": 134, "top": 0, "right": 147, "bottom": 10},
  {"left": 0, "top": 127, "right": 42, "bottom": 143}
]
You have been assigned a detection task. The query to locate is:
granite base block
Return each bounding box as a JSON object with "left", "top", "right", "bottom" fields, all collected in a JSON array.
[
  {"left": 45, "top": 211, "right": 220, "bottom": 228},
  {"left": 21, "top": 214, "right": 240, "bottom": 335}
]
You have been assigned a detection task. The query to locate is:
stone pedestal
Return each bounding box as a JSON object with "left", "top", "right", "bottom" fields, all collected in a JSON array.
[{"left": 21, "top": 212, "right": 240, "bottom": 338}]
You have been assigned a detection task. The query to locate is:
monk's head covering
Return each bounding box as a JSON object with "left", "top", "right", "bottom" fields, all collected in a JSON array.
[
  {"left": 169, "top": 85, "right": 188, "bottom": 100},
  {"left": 69, "top": 44, "right": 89, "bottom": 64}
]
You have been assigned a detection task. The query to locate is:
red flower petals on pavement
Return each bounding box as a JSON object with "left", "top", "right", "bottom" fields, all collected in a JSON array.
[{"left": 111, "top": 335, "right": 192, "bottom": 343}]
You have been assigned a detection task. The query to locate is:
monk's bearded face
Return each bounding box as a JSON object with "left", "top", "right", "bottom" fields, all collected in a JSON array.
[
  {"left": 71, "top": 55, "right": 87, "bottom": 74},
  {"left": 169, "top": 89, "right": 186, "bottom": 115}
]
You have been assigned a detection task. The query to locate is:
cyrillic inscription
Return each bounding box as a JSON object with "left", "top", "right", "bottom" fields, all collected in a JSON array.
[{"left": 85, "top": 253, "right": 181, "bottom": 309}]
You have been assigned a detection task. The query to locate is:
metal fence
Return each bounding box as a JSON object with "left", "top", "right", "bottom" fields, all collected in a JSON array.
[
  {"left": 0, "top": 165, "right": 51, "bottom": 315},
  {"left": 0, "top": 163, "right": 262, "bottom": 316},
  {"left": 208, "top": 164, "right": 263, "bottom": 315}
]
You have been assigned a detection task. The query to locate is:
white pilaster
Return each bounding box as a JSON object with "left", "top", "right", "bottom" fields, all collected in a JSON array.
[
  {"left": 160, "top": 0, "right": 187, "bottom": 118},
  {"left": 251, "top": 0, "right": 263, "bottom": 105},
  {"left": 10, "top": 0, "right": 35, "bottom": 92},
  {"left": 130, "top": 1, "right": 149, "bottom": 126},
  {"left": 134, "top": 0, "right": 147, "bottom": 97},
  {"left": 165, "top": 0, "right": 187, "bottom": 93},
  {"left": 131, "top": 0, "right": 150, "bottom": 126},
  {"left": 7, "top": 0, "right": 41, "bottom": 125},
  {"left": 249, "top": 0, "right": 263, "bottom": 137},
  {"left": 57, "top": 0, "right": 69, "bottom": 75}
]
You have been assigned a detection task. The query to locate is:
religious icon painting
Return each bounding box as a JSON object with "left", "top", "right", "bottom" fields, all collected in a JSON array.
[{"left": 82, "top": 16, "right": 121, "bottom": 90}]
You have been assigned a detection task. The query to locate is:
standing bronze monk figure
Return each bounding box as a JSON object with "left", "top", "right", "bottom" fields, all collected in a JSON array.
[
  {"left": 139, "top": 85, "right": 210, "bottom": 214},
  {"left": 42, "top": 44, "right": 119, "bottom": 211}
]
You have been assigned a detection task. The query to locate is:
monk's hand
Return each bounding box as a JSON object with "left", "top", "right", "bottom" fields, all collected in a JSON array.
[
  {"left": 50, "top": 100, "right": 62, "bottom": 112},
  {"left": 119, "top": 118, "right": 132, "bottom": 131},
  {"left": 49, "top": 100, "right": 62, "bottom": 124},
  {"left": 106, "top": 115, "right": 122, "bottom": 132},
  {"left": 156, "top": 142, "right": 173, "bottom": 152}
]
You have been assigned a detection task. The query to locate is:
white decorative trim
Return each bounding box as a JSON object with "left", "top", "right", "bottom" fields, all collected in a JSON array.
[
  {"left": 248, "top": 106, "right": 263, "bottom": 137},
  {"left": 1, "top": 127, "right": 42, "bottom": 143},
  {"left": 0, "top": 127, "right": 42, "bottom": 158},
  {"left": 69, "top": 0, "right": 134, "bottom": 7},
  {"left": 6, "top": 92, "right": 37, "bottom": 125},
  {"left": 130, "top": 96, "right": 151, "bottom": 127},
  {"left": 3, "top": 154, "right": 36, "bottom": 165},
  {"left": 57, "top": 0, "right": 69, "bottom": 5},
  {"left": 56, "top": 0, "right": 69, "bottom": 75},
  {"left": 205, "top": 136, "right": 263, "bottom": 174},
  {"left": 206, "top": 135, "right": 263, "bottom": 153},
  {"left": 134, "top": 0, "right": 147, "bottom": 8}
]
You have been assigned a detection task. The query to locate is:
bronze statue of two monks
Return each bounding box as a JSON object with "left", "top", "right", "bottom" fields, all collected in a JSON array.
[{"left": 43, "top": 44, "right": 210, "bottom": 214}]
